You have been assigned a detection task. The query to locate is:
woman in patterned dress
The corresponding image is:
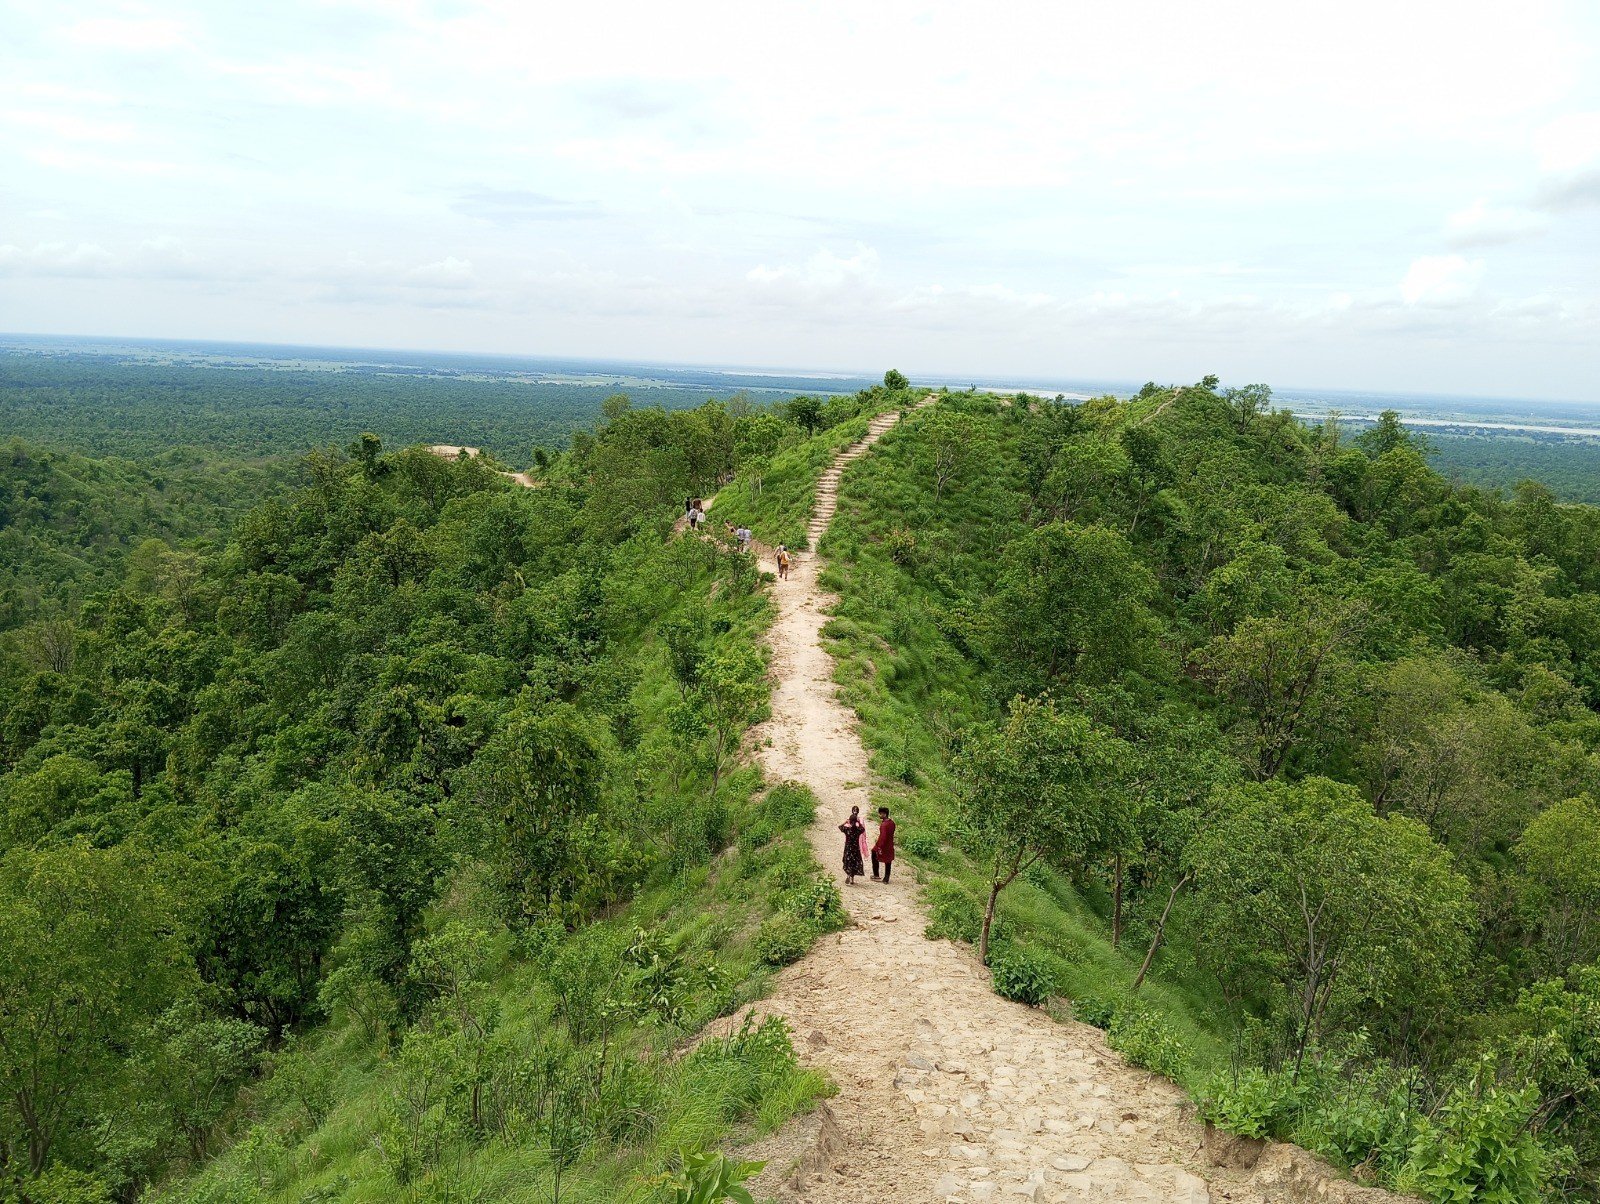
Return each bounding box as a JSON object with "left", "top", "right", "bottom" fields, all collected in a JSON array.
[{"left": 839, "top": 805, "right": 866, "bottom": 885}]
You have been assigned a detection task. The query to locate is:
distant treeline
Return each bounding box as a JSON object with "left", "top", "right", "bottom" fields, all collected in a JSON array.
[
  {"left": 0, "top": 353, "right": 754, "bottom": 462},
  {"left": 1428, "top": 432, "right": 1600, "bottom": 504}
]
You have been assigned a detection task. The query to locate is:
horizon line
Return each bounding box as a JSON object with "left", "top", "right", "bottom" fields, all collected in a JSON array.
[{"left": 2, "top": 329, "right": 1596, "bottom": 411}]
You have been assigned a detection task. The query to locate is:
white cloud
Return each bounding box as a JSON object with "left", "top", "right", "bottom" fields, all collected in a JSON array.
[
  {"left": 1442, "top": 199, "right": 1547, "bottom": 247},
  {"left": 404, "top": 257, "right": 476, "bottom": 289},
  {"left": 1534, "top": 112, "right": 1600, "bottom": 172},
  {"left": 1398, "top": 260, "right": 1478, "bottom": 309},
  {"left": 62, "top": 16, "right": 188, "bottom": 51},
  {"left": 2, "top": 109, "right": 139, "bottom": 143},
  {"left": 1400, "top": 256, "right": 1486, "bottom": 305},
  {"left": 746, "top": 245, "right": 881, "bottom": 296},
  {"left": 1, "top": 0, "right": 1598, "bottom": 397},
  {"left": 0, "top": 242, "right": 115, "bottom": 275}
]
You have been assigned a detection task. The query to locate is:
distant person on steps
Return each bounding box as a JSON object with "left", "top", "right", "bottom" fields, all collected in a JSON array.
[
  {"left": 839, "top": 806, "right": 866, "bottom": 885},
  {"left": 872, "top": 805, "right": 896, "bottom": 882},
  {"left": 776, "top": 545, "right": 791, "bottom": 580}
]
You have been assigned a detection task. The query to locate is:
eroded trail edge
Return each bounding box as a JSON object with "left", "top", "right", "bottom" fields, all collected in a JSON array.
[{"left": 734, "top": 400, "right": 1399, "bottom": 1204}]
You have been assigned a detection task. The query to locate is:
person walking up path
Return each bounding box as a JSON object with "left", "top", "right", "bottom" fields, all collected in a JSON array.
[{"left": 871, "top": 805, "right": 895, "bottom": 882}]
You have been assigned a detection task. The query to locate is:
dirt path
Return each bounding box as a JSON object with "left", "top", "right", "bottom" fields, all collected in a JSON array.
[
  {"left": 427, "top": 444, "right": 540, "bottom": 489},
  {"left": 731, "top": 401, "right": 1402, "bottom": 1204}
]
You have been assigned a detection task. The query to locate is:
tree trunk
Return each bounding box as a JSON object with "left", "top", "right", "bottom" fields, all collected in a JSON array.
[
  {"left": 1133, "top": 872, "right": 1192, "bottom": 990},
  {"left": 980, "top": 880, "right": 1002, "bottom": 966},
  {"left": 1112, "top": 854, "right": 1123, "bottom": 949}
]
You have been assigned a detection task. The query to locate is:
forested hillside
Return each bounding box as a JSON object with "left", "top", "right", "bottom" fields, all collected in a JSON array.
[
  {"left": 0, "top": 385, "right": 903, "bottom": 1204},
  {"left": 0, "top": 440, "right": 295, "bottom": 632},
  {"left": 820, "top": 383, "right": 1600, "bottom": 1201},
  {"left": 8, "top": 367, "right": 1600, "bottom": 1203}
]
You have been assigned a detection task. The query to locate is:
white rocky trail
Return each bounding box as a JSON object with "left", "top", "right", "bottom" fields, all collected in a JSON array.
[{"left": 725, "top": 400, "right": 1405, "bottom": 1204}]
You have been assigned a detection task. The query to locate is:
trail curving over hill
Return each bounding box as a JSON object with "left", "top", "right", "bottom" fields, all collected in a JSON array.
[
  {"left": 427, "top": 444, "right": 539, "bottom": 488},
  {"left": 733, "top": 398, "right": 1405, "bottom": 1204}
]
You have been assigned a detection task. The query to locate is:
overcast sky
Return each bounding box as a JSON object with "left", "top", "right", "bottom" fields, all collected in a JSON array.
[{"left": 3, "top": 0, "right": 1598, "bottom": 399}]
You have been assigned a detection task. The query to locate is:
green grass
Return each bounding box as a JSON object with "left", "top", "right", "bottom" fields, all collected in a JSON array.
[
  {"left": 712, "top": 403, "right": 903, "bottom": 551},
  {"left": 817, "top": 392, "right": 1232, "bottom": 1090}
]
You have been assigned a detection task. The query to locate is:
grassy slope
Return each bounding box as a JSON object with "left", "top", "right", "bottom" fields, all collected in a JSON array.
[
  {"left": 711, "top": 406, "right": 901, "bottom": 551},
  {"left": 817, "top": 393, "right": 1229, "bottom": 1089},
  {"left": 151, "top": 538, "right": 842, "bottom": 1204}
]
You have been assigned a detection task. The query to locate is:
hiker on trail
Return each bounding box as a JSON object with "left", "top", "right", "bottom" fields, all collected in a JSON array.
[
  {"left": 735, "top": 526, "right": 753, "bottom": 553},
  {"left": 776, "top": 544, "right": 791, "bottom": 580},
  {"left": 688, "top": 500, "right": 705, "bottom": 531},
  {"left": 839, "top": 806, "right": 866, "bottom": 885},
  {"left": 872, "top": 805, "right": 896, "bottom": 883}
]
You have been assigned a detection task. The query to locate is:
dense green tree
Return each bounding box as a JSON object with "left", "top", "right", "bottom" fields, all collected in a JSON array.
[
  {"left": 987, "top": 522, "right": 1159, "bottom": 695},
  {"left": 919, "top": 409, "right": 988, "bottom": 500},
  {"left": 334, "top": 788, "right": 450, "bottom": 985},
  {"left": 1193, "top": 598, "right": 1366, "bottom": 781},
  {"left": 691, "top": 645, "right": 766, "bottom": 793},
  {"left": 955, "top": 697, "right": 1128, "bottom": 963},
  {"left": 1187, "top": 778, "right": 1472, "bottom": 1068},
  {"left": 197, "top": 806, "right": 343, "bottom": 1034},
  {"left": 0, "top": 844, "right": 191, "bottom": 1184},
  {"left": 1517, "top": 795, "right": 1600, "bottom": 975},
  {"left": 786, "top": 396, "right": 823, "bottom": 435},
  {"left": 463, "top": 704, "right": 611, "bottom": 927}
]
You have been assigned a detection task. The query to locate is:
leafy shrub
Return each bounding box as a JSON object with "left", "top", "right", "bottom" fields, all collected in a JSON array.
[
  {"left": 1107, "top": 1001, "right": 1189, "bottom": 1080},
  {"left": 778, "top": 874, "right": 846, "bottom": 930},
  {"left": 899, "top": 829, "right": 939, "bottom": 859},
  {"left": 625, "top": 926, "right": 692, "bottom": 1026},
  {"left": 753, "top": 913, "right": 817, "bottom": 966},
  {"left": 762, "top": 782, "right": 816, "bottom": 831},
  {"left": 1293, "top": 1066, "right": 1417, "bottom": 1181},
  {"left": 11, "top": 1168, "right": 114, "bottom": 1204},
  {"left": 265, "top": 1046, "right": 336, "bottom": 1128},
  {"left": 990, "top": 944, "right": 1056, "bottom": 1006},
  {"left": 317, "top": 958, "right": 398, "bottom": 1046},
  {"left": 1072, "top": 993, "right": 1118, "bottom": 1030},
  {"left": 659, "top": 1149, "right": 765, "bottom": 1204},
  {"left": 1397, "top": 1080, "right": 1551, "bottom": 1204},
  {"left": 177, "top": 1172, "right": 259, "bottom": 1204},
  {"left": 1200, "top": 1067, "right": 1293, "bottom": 1141},
  {"left": 1022, "top": 860, "right": 1055, "bottom": 889},
  {"left": 883, "top": 526, "right": 919, "bottom": 567},
  {"left": 923, "top": 879, "right": 982, "bottom": 944}
]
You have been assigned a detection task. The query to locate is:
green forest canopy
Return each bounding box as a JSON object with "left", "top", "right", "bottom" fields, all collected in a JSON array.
[{"left": 7, "top": 364, "right": 1600, "bottom": 1201}]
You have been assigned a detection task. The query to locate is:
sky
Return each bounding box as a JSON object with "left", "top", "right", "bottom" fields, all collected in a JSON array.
[{"left": 2, "top": 0, "right": 1599, "bottom": 399}]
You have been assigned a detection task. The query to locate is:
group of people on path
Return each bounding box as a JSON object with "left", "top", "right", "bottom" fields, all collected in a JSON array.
[
  {"left": 839, "top": 805, "right": 895, "bottom": 886},
  {"left": 681, "top": 499, "right": 792, "bottom": 578}
]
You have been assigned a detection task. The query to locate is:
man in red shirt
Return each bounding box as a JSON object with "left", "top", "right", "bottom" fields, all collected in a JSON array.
[{"left": 871, "top": 805, "right": 896, "bottom": 883}]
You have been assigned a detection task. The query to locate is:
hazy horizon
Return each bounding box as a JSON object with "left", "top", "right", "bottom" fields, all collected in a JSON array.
[
  {"left": 3, "top": 0, "right": 1599, "bottom": 400},
  {"left": 7, "top": 329, "right": 1599, "bottom": 416}
]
